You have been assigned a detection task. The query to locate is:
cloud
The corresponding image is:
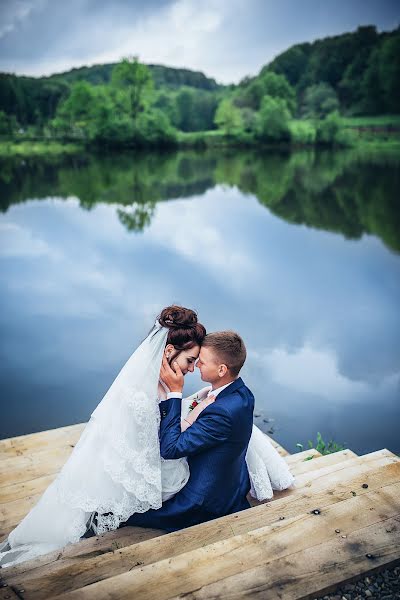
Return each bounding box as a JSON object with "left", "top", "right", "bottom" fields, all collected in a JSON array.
[
  {"left": 145, "top": 186, "right": 258, "bottom": 288},
  {"left": 0, "top": 222, "right": 56, "bottom": 258},
  {"left": 0, "top": 0, "right": 398, "bottom": 83}
]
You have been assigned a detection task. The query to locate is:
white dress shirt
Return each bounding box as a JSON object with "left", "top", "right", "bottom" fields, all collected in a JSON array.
[{"left": 207, "top": 378, "right": 238, "bottom": 398}]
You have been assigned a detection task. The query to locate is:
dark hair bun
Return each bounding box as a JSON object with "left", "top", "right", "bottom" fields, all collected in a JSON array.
[{"left": 158, "top": 305, "right": 198, "bottom": 329}]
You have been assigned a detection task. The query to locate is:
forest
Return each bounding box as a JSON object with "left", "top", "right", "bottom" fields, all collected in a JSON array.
[{"left": 0, "top": 25, "right": 399, "bottom": 149}]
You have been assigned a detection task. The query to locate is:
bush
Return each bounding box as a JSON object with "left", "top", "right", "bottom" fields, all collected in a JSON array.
[
  {"left": 256, "top": 95, "right": 291, "bottom": 142},
  {"left": 135, "top": 109, "right": 177, "bottom": 146},
  {"left": 289, "top": 120, "right": 316, "bottom": 145},
  {"left": 315, "top": 111, "right": 346, "bottom": 146}
]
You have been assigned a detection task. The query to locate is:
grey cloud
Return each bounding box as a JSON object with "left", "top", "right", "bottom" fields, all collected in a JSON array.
[{"left": 0, "top": 0, "right": 399, "bottom": 85}]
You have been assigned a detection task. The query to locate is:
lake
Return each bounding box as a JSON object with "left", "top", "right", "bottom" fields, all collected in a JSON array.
[{"left": 0, "top": 147, "right": 399, "bottom": 455}]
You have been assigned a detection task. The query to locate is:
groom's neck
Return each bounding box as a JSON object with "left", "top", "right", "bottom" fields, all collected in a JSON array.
[{"left": 211, "top": 374, "right": 237, "bottom": 391}]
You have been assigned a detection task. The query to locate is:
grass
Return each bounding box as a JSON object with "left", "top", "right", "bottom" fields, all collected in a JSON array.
[
  {"left": 296, "top": 432, "right": 346, "bottom": 457},
  {"left": 0, "top": 140, "right": 84, "bottom": 158},
  {"left": 341, "top": 115, "right": 400, "bottom": 128}
]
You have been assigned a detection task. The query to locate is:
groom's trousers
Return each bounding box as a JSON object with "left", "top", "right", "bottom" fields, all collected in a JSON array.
[{"left": 122, "top": 486, "right": 251, "bottom": 532}]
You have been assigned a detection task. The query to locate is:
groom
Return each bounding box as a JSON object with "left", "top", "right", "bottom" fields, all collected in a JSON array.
[{"left": 123, "top": 331, "right": 255, "bottom": 532}]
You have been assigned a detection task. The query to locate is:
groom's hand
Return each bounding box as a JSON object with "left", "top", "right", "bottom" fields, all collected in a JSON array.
[{"left": 160, "top": 356, "right": 184, "bottom": 393}]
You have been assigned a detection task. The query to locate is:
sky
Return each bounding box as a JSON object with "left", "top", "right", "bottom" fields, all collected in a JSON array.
[{"left": 0, "top": 0, "right": 398, "bottom": 83}]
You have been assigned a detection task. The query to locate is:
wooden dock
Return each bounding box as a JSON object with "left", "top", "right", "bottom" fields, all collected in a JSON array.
[{"left": 0, "top": 423, "right": 399, "bottom": 599}]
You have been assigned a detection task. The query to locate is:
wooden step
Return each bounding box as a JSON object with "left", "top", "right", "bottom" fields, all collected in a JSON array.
[
  {"left": 284, "top": 448, "right": 322, "bottom": 465},
  {"left": 2, "top": 452, "right": 398, "bottom": 599},
  {"left": 0, "top": 446, "right": 357, "bottom": 539},
  {"left": 0, "top": 424, "right": 85, "bottom": 460},
  {"left": 51, "top": 475, "right": 400, "bottom": 599},
  {"left": 286, "top": 448, "right": 356, "bottom": 475},
  {"left": 248, "top": 448, "right": 358, "bottom": 507}
]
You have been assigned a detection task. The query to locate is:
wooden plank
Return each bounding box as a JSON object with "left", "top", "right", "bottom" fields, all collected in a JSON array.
[
  {"left": 1, "top": 526, "right": 167, "bottom": 576},
  {"left": 171, "top": 520, "right": 400, "bottom": 600},
  {"left": 0, "top": 586, "right": 21, "bottom": 600},
  {"left": 0, "top": 425, "right": 84, "bottom": 459},
  {"left": 0, "top": 449, "right": 400, "bottom": 539},
  {"left": 0, "top": 447, "right": 75, "bottom": 489},
  {"left": 285, "top": 448, "right": 322, "bottom": 465},
  {"left": 0, "top": 475, "right": 56, "bottom": 505},
  {"left": 0, "top": 447, "right": 376, "bottom": 538},
  {"left": 0, "top": 446, "right": 352, "bottom": 521},
  {"left": 52, "top": 482, "right": 400, "bottom": 600},
  {"left": 0, "top": 426, "right": 290, "bottom": 462},
  {"left": 289, "top": 449, "right": 357, "bottom": 475},
  {"left": 4, "top": 460, "right": 400, "bottom": 599}
]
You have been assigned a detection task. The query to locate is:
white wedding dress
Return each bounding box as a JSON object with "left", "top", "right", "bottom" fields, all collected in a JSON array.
[{"left": 0, "top": 321, "right": 294, "bottom": 568}]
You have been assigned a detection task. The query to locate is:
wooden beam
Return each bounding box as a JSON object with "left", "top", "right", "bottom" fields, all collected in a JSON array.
[
  {"left": 3, "top": 460, "right": 399, "bottom": 599},
  {"left": 0, "top": 425, "right": 84, "bottom": 459},
  {"left": 52, "top": 481, "right": 400, "bottom": 600}
]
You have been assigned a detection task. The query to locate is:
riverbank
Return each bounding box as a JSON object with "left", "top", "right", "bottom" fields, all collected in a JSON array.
[
  {"left": 1, "top": 136, "right": 399, "bottom": 159},
  {"left": 0, "top": 140, "right": 84, "bottom": 158},
  {"left": 1, "top": 114, "right": 400, "bottom": 157}
]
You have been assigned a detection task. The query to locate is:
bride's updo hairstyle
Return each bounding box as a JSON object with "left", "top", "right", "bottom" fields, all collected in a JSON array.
[{"left": 158, "top": 305, "right": 206, "bottom": 350}]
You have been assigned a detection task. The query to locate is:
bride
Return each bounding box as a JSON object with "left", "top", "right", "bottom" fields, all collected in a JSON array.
[{"left": 0, "top": 305, "right": 294, "bottom": 568}]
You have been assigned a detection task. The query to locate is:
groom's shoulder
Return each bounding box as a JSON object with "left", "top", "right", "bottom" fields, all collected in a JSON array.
[{"left": 224, "top": 377, "right": 253, "bottom": 398}]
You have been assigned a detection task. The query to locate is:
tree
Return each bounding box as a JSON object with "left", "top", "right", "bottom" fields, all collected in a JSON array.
[
  {"left": 301, "top": 82, "right": 340, "bottom": 118},
  {"left": 379, "top": 35, "right": 400, "bottom": 113},
  {"left": 256, "top": 95, "right": 291, "bottom": 142},
  {"left": 214, "top": 98, "right": 242, "bottom": 135},
  {"left": 235, "top": 71, "right": 296, "bottom": 115},
  {"left": 112, "top": 57, "right": 153, "bottom": 124},
  {"left": 260, "top": 72, "right": 297, "bottom": 115}
]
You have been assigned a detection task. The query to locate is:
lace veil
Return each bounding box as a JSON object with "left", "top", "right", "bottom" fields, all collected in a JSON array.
[{"left": 0, "top": 320, "right": 170, "bottom": 567}]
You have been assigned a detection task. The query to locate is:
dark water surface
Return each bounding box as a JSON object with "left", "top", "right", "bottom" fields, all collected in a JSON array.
[{"left": 1, "top": 148, "right": 399, "bottom": 455}]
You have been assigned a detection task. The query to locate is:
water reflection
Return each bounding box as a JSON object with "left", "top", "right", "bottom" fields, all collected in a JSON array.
[
  {"left": 0, "top": 149, "right": 399, "bottom": 455},
  {"left": 1, "top": 148, "right": 399, "bottom": 251}
]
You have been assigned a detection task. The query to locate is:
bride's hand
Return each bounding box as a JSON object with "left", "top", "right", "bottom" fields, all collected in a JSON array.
[
  {"left": 160, "top": 356, "right": 184, "bottom": 393},
  {"left": 183, "top": 394, "right": 216, "bottom": 430}
]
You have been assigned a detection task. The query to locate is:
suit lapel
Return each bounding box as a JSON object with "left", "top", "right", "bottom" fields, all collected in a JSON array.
[{"left": 216, "top": 377, "right": 244, "bottom": 400}]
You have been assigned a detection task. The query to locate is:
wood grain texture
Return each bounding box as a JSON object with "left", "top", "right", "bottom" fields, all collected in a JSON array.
[
  {"left": 53, "top": 481, "right": 400, "bottom": 600},
  {"left": 3, "top": 460, "right": 399, "bottom": 599}
]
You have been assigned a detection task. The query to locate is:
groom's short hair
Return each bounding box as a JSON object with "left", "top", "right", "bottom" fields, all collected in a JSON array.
[{"left": 203, "top": 331, "right": 246, "bottom": 376}]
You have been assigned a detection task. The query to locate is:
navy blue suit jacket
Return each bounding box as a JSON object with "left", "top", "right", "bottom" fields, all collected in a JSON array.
[{"left": 124, "top": 377, "right": 255, "bottom": 532}]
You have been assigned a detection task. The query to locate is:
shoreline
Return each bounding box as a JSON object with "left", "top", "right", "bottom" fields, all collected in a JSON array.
[{"left": 1, "top": 136, "right": 400, "bottom": 159}]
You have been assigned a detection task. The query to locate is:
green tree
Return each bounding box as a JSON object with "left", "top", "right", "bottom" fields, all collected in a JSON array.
[
  {"left": 256, "top": 95, "right": 291, "bottom": 142},
  {"left": 315, "top": 111, "right": 344, "bottom": 146},
  {"left": 301, "top": 82, "right": 340, "bottom": 118},
  {"left": 236, "top": 72, "right": 296, "bottom": 115},
  {"left": 112, "top": 57, "right": 153, "bottom": 124},
  {"left": 260, "top": 72, "right": 297, "bottom": 115},
  {"left": 379, "top": 35, "right": 400, "bottom": 113},
  {"left": 214, "top": 98, "right": 242, "bottom": 135},
  {"left": 175, "top": 89, "right": 196, "bottom": 131}
]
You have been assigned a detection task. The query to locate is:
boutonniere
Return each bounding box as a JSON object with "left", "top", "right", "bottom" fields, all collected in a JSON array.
[{"left": 188, "top": 394, "right": 201, "bottom": 412}]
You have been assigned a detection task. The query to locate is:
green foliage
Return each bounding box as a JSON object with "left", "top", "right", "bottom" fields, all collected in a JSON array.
[
  {"left": 47, "top": 62, "right": 220, "bottom": 91},
  {"left": 315, "top": 111, "right": 351, "bottom": 146},
  {"left": 0, "top": 73, "right": 68, "bottom": 126},
  {"left": 214, "top": 98, "right": 242, "bottom": 135},
  {"left": 236, "top": 71, "right": 296, "bottom": 115},
  {"left": 307, "top": 432, "right": 346, "bottom": 455},
  {"left": 135, "top": 109, "right": 177, "bottom": 146},
  {"left": 289, "top": 120, "right": 316, "bottom": 145},
  {"left": 301, "top": 82, "right": 340, "bottom": 118},
  {"left": 0, "top": 110, "right": 18, "bottom": 136},
  {"left": 0, "top": 26, "right": 398, "bottom": 147},
  {"left": 256, "top": 96, "right": 291, "bottom": 142},
  {"left": 112, "top": 57, "right": 153, "bottom": 123},
  {"left": 173, "top": 88, "right": 219, "bottom": 132}
]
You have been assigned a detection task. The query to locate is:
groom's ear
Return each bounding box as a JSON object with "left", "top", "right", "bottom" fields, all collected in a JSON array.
[{"left": 218, "top": 364, "right": 228, "bottom": 378}]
